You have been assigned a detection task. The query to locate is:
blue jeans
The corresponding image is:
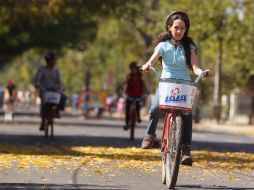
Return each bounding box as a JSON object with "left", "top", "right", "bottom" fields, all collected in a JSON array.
[{"left": 146, "top": 87, "right": 193, "bottom": 145}]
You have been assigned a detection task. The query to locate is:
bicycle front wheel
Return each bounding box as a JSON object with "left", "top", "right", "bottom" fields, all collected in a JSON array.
[
  {"left": 161, "top": 153, "right": 166, "bottom": 184},
  {"left": 165, "top": 115, "right": 183, "bottom": 189}
]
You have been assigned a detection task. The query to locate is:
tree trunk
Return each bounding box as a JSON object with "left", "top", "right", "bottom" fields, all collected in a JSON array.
[{"left": 213, "top": 37, "right": 223, "bottom": 122}]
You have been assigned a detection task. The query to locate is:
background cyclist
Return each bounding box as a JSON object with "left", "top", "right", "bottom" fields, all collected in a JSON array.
[
  {"left": 123, "top": 61, "right": 146, "bottom": 130},
  {"left": 34, "top": 52, "right": 66, "bottom": 131}
]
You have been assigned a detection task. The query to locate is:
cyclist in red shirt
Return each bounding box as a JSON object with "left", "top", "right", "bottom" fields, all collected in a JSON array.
[{"left": 123, "top": 61, "right": 145, "bottom": 130}]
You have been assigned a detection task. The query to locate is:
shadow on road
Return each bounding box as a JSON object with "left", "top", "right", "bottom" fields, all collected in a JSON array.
[
  {"left": 0, "top": 183, "right": 129, "bottom": 190},
  {"left": 0, "top": 133, "right": 253, "bottom": 152},
  {"left": 0, "top": 134, "right": 253, "bottom": 166},
  {"left": 0, "top": 134, "right": 142, "bottom": 147},
  {"left": 0, "top": 134, "right": 161, "bottom": 162},
  {"left": 177, "top": 184, "right": 254, "bottom": 190}
]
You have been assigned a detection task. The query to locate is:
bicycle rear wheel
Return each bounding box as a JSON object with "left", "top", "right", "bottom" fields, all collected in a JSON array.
[
  {"left": 45, "top": 104, "right": 54, "bottom": 138},
  {"left": 165, "top": 115, "right": 183, "bottom": 189},
  {"left": 129, "top": 107, "right": 136, "bottom": 140},
  {"left": 44, "top": 117, "right": 49, "bottom": 138}
]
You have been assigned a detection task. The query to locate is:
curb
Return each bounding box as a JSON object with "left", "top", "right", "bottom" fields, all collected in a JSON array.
[{"left": 1, "top": 115, "right": 254, "bottom": 137}]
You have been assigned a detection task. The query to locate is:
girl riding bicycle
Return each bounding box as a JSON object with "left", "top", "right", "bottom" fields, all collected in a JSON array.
[{"left": 141, "top": 10, "right": 212, "bottom": 166}]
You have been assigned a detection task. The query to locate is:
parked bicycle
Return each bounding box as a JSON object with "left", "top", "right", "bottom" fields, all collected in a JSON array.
[
  {"left": 144, "top": 66, "right": 207, "bottom": 189},
  {"left": 43, "top": 92, "right": 61, "bottom": 138}
]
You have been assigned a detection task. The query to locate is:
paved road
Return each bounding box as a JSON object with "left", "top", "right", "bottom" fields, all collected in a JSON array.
[{"left": 0, "top": 118, "right": 254, "bottom": 190}]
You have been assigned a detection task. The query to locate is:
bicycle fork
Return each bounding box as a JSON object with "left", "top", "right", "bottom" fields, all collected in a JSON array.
[{"left": 161, "top": 113, "right": 173, "bottom": 154}]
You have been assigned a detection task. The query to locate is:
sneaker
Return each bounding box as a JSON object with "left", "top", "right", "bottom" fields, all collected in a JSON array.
[
  {"left": 141, "top": 134, "right": 160, "bottom": 149},
  {"left": 123, "top": 125, "right": 129, "bottom": 131},
  {"left": 181, "top": 145, "right": 193, "bottom": 166},
  {"left": 39, "top": 123, "right": 45, "bottom": 131}
]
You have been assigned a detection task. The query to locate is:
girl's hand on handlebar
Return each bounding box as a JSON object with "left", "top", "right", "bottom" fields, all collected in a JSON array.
[{"left": 141, "top": 63, "right": 151, "bottom": 72}]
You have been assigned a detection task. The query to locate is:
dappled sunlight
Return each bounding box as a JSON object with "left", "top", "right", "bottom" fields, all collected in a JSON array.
[
  {"left": 0, "top": 144, "right": 161, "bottom": 173},
  {"left": 192, "top": 150, "right": 254, "bottom": 174},
  {"left": 71, "top": 146, "right": 161, "bottom": 161},
  {"left": 0, "top": 144, "right": 253, "bottom": 178}
]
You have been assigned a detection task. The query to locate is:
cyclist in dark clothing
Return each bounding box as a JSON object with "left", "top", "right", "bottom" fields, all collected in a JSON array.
[
  {"left": 34, "top": 52, "right": 66, "bottom": 131},
  {"left": 123, "top": 61, "right": 145, "bottom": 130}
]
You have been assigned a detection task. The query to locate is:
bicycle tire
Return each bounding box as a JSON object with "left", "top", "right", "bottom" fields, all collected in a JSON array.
[
  {"left": 49, "top": 107, "right": 54, "bottom": 138},
  {"left": 161, "top": 153, "right": 166, "bottom": 184},
  {"left": 45, "top": 119, "right": 49, "bottom": 138},
  {"left": 50, "top": 119, "right": 54, "bottom": 138},
  {"left": 129, "top": 108, "right": 136, "bottom": 140},
  {"left": 161, "top": 113, "right": 171, "bottom": 184},
  {"left": 44, "top": 104, "right": 54, "bottom": 138},
  {"left": 165, "top": 115, "right": 183, "bottom": 189}
]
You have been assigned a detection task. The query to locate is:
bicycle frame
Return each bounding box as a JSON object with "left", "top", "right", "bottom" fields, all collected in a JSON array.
[
  {"left": 161, "top": 113, "right": 172, "bottom": 154},
  {"left": 161, "top": 109, "right": 190, "bottom": 151},
  {"left": 45, "top": 103, "right": 56, "bottom": 138},
  {"left": 145, "top": 66, "right": 206, "bottom": 188},
  {"left": 127, "top": 96, "right": 142, "bottom": 140},
  {"left": 43, "top": 91, "right": 61, "bottom": 138}
]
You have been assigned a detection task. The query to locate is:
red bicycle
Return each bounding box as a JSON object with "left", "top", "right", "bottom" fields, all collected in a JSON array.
[{"left": 148, "top": 67, "right": 206, "bottom": 189}]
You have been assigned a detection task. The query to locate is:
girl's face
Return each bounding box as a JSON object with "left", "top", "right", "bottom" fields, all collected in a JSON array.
[{"left": 169, "top": 19, "right": 186, "bottom": 41}]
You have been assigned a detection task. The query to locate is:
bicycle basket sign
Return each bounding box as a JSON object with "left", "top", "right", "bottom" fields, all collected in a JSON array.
[
  {"left": 44, "top": 92, "right": 61, "bottom": 104},
  {"left": 159, "top": 81, "right": 197, "bottom": 111}
]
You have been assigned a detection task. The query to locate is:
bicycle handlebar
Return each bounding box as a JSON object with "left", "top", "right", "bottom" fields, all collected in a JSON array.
[
  {"left": 140, "top": 66, "right": 206, "bottom": 84},
  {"left": 148, "top": 66, "right": 161, "bottom": 80}
]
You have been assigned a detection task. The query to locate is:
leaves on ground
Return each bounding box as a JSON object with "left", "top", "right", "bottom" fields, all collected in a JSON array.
[{"left": 0, "top": 144, "right": 253, "bottom": 179}]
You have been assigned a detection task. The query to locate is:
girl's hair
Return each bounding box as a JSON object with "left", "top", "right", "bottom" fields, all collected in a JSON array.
[{"left": 153, "top": 13, "right": 197, "bottom": 70}]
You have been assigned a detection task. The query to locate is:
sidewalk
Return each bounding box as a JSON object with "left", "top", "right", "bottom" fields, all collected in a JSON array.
[
  {"left": 194, "top": 119, "right": 254, "bottom": 137},
  {"left": 0, "top": 110, "right": 254, "bottom": 138}
]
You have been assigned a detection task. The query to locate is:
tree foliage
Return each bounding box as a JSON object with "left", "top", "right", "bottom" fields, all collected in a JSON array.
[
  {"left": 0, "top": 0, "right": 136, "bottom": 64},
  {"left": 1, "top": 0, "right": 254, "bottom": 105}
]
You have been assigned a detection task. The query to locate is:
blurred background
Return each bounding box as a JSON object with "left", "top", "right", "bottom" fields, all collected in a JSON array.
[{"left": 0, "top": 0, "right": 253, "bottom": 125}]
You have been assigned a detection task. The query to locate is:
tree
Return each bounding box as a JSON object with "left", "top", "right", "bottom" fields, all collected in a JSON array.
[
  {"left": 2, "top": 0, "right": 254, "bottom": 120},
  {"left": 0, "top": 0, "right": 137, "bottom": 65}
]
